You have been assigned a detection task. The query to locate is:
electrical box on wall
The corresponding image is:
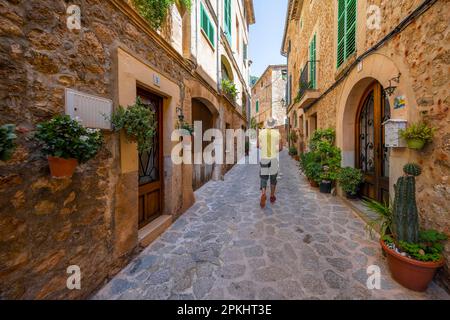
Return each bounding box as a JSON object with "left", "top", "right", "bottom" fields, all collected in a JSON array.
[
  {"left": 383, "top": 119, "right": 407, "bottom": 148},
  {"left": 65, "top": 88, "right": 113, "bottom": 130}
]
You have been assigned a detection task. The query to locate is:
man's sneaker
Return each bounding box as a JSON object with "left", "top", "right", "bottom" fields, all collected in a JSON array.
[
  {"left": 270, "top": 195, "right": 276, "bottom": 203},
  {"left": 260, "top": 193, "right": 267, "bottom": 208}
]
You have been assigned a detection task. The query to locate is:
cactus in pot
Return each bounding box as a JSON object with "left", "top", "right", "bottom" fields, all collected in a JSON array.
[{"left": 392, "top": 163, "right": 422, "bottom": 244}]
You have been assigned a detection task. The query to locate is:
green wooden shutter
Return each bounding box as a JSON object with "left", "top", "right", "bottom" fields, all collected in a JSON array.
[
  {"left": 345, "top": 0, "right": 357, "bottom": 58},
  {"left": 224, "top": 0, "right": 232, "bottom": 43},
  {"left": 256, "top": 101, "right": 259, "bottom": 113},
  {"left": 200, "top": 3, "right": 215, "bottom": 47},
  {"left": 337, "top": 0, "right": 346, "bottom": 68},
  {"left": 309, "top": 34, "right": 317, "bottom": 89},
  {"left": 337, "top": 0, "right": 357, "bottom": 68}
]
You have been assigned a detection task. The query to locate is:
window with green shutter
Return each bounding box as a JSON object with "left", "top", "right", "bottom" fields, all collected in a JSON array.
[
  {"left": 224, "top": 0, "right": 232, "bottom": 44},
  {"left": 337, "top": 0, "right": 357, "bottom": 68},
  {"left": 201, "top": 3, "right": 215, "bottom": 47},
  {"left": 309, "top": 34, "right": 317, "bottom": 89},
  {"left": 256, "top": 100, "right": 259, "bottom": 113}
]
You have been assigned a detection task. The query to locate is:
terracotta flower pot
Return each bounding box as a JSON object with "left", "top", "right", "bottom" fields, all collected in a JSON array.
[
  {"left": 406, "top": 138, "right": 425, "bottom": 150},
  {"left": 309, "top": 179, "right": 319, "bottom": 188},
  {"left": 294, "top": 155, "right": 300, "bottom": 161},
  {"left": 48, "top": 156, "right": 78, "bottom": 178},
  {"left": 380, "top": 239, "right": 445, "bottom": 292}
]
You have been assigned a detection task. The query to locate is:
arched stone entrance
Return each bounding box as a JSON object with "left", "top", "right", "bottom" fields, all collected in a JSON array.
[{"left": 337, "top": 53, "right": 407, "bottom": 202}]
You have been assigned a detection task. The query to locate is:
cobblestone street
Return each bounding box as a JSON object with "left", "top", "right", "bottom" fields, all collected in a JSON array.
[{"left": 94, "top": 151, "right": 449, "bottom": 300}]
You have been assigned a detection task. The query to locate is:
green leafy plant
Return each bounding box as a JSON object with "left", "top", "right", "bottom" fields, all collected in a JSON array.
[
  {"left": 250, "top": 117, "right": 258, "bottom": 130},
  {"left": 35, "top": 115, "right": 103, "bottom": 163},
  {"left": 176, "top": 120, "right": 194, "bottom": 135},
  {"left": 288, "top": 146, "right": 298, "bottom": 156},
  {"left": 337, "top": 167, "right": 364, "bottom": 195},
  {"left": 132, "top": 0, "right": 192, "bottom": 29},
  {"left": 221, "top": 79, "right": 238, "bottom": 100},
  {"left": 300, "top": 152, "right": 322, "bottom": 182},
  {"left": 0, "top": 124, "right": 17, "bottom": 161},
  {"left": 363, "top": 198, "right": 393, "bottom": 238},
  {"left": 310, "top": 128, "right": 335, "bottom": 150},
  {"left": 399, "top": 122, "right": 436, "bottom": 144},
  {"left": 288, "top": 131, "right": 298, "bottom": 144},
  {"left": 398, "top": 230, "right": 447, "bottom": 262},
  {"left": 111, "top": 97, "right": 157, "bottom": 153}
]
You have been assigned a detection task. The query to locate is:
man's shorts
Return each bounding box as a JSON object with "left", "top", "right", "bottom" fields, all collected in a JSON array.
[
  {"left": 260, "top": 160, "right": 278, "bottom": 190},
  {"left": 260, "top": 173, "right": 278, "bottom": 190}
]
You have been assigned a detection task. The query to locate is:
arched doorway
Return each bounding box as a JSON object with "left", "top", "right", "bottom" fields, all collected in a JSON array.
[
  {"left": 355, "top": 82, "right": 391, "bottom": 203},
  {"left": 192, "top": 98, "right": 214, "bottom": 190}
]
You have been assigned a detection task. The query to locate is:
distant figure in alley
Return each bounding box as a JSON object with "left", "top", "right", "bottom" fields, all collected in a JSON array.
[{"left": 258, "top": 118, "right": 283, "bottom": 208}]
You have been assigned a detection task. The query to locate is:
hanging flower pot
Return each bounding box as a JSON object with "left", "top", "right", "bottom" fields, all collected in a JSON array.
[
  {"left": 406, "top": 138, "right": 425, "bottom": 150},
  {"left": 47, "top": 156, "right": 78, "bottom": 178},
  {"left": 35, "top": 115, "right": 103, "bottom": 179}
]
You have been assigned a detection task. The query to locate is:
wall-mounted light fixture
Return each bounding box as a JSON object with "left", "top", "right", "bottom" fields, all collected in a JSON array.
[
  {"left": 176, "top": 107, "right": 185, "bottom": 122},
  {"left": 383, "top": 73, "right": 402, "bottom": 96}
]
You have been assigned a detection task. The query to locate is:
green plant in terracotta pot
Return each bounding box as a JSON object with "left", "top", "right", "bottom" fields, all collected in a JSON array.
[
  {"left": 35, "top": 115, "right": 103, "bottom": 178},
  {"left": 337, "top": 167, "right": 364, "bottom": 198},
  {"left": 111, "top": 97, "right": 157, "bottom": 153},
  {"left": 0, "top": 124, "right": 17, "bottom": 161},
  {"left": 399, "top": 122, "right": 436, "bottom": 150},
  {"left": 366, "top": 163, "right": 448, "bottom": 292}
]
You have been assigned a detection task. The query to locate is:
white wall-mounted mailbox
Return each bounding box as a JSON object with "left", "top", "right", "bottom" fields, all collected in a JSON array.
[
  {"left": 383, "top": 119, "right": 407, "bottom": 148},
  {"left": 65, "top": 88, "right": 113, "bottom": 130}
]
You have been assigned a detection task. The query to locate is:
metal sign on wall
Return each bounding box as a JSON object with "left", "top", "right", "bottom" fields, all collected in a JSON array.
[{"left": 65, "top": 88, "right": 113, "bottom": 130}]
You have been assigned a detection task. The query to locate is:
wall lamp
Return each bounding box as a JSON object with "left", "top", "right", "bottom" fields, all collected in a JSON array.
[{"left": 383, "top": 73, "right": 402, "bottom": 96}]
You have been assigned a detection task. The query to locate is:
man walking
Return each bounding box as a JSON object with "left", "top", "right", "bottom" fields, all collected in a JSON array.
[{"left": 258, "top": 118, "right": 283, "bottom": 208}]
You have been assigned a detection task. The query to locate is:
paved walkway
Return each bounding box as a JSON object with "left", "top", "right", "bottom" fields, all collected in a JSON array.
[{"left": 94, "top": 151, "right": 449, "bottom": 300}]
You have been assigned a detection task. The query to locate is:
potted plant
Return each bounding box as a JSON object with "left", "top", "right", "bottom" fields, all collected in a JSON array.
[
  {"left": 0, "top": 124, "right": 17, "bottom": 161},
  {"left": 366, "top": 163, "right": 448, "bottom": 292},
  {"left": 35, "top": 115, "right": 103, "bottom": 178},
  {"left": 337, "top": 167, "right": 364, "bottom": 199},
  {"left": 221, "top": 79, "right": 238, "bottom": 102},
  {"left": 303, "top": 155, "right": 322, "bottom": 188},
  {"left": 288, "top": 146, "right": 298, "bottom": 158},
  {"left": 399, "top": 122, "right": 436, "bottom": 150},
  {"left": 111, "top": 97, "right": 157, "bottom": 153},
  {"left": 319, "top": 165, "right": 340, "bottom": 194}
]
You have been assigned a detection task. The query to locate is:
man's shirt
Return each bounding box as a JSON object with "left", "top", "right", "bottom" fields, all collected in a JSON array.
[{"left": 258, "top": 128, "right": 281, "bottom": 160}]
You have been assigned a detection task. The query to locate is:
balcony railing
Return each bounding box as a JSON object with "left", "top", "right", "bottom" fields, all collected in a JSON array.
[{"left": 295, "top": 60, "right": 318, "bottom": 103}]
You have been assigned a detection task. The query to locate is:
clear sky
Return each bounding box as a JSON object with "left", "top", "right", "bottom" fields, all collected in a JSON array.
[{"left": 249, "top": 0, "right": 288, "bottom": 78}]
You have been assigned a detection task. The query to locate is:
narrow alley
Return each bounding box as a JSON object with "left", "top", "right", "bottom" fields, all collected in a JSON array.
[{"left": 94, "top": 152, "right": 448, "bottom": 300}]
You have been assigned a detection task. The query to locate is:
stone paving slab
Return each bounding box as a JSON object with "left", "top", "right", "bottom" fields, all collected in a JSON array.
[{"left": 94, "top": 151, "right": 449, "bottom": 300}]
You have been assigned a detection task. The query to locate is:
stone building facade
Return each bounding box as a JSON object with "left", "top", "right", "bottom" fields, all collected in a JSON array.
[
  {"left": 282, "top": 0, "right": 449, "bottom": 291},
  {"left": 0, "top": 0, "right": 255, "bottom": 299},
  {"left": 251, "top": 65, "right": 288, "bottom": 127}
]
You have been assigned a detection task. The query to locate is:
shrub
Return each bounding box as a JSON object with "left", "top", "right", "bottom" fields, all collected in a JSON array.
[
  {"left": 288, "top": 131, "right": 298, "bottom": 144},
  {"left": 288, "top": 146, "right": 298, "bottom": 156},
  {"left": 0, "top": 124, "right": 17, "bottom": 161},
  {"left": 111, "top": 97, "right": 157, "bottom": 153},
  {"left": 337, "top": 167, "right": 364, "bottom": 195},
  {"left": 399, "top": 122, "right": 435, "bottom": 143},
  {"left": 132, "top": 0, "right": 191, "bottom": 29},
  {"left": 35, "top": 115, "right": 103, "bottom": 163},
  {"left": 221, "top": 79, "right": 238, "bottom": 100}
]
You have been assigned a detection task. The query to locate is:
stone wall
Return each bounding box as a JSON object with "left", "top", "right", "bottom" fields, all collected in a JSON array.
[{"left": 0, "top": 0, "right": 201, "bottom": 299}]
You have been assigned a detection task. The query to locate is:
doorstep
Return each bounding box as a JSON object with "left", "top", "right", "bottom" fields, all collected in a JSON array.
[
  {"left": 138, "top": 215, "right": 173, "bottom": 247},
  {"left": 340, "top": 196, "right": 381, "bottom": 234}
]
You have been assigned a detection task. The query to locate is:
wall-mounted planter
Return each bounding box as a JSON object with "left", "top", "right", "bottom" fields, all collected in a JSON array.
[{"left": 406, "top": 138, "right": 426, "bottom": 150}]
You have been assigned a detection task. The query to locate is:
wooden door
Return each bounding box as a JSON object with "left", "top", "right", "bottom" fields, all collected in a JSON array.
[
  {"left": 137, "top": 88, "right": 163, "bottom": 229},
  {"left": 356, "top": 82, "right": 391, "bottom": 203}
]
